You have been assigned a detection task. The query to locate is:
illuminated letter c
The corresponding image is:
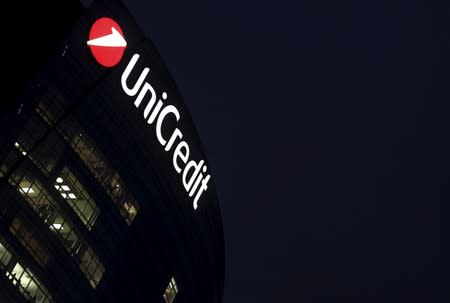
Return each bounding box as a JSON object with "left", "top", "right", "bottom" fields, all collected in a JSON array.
[{"left": 156, "top": 105, "right": 180, "bottom": 146}]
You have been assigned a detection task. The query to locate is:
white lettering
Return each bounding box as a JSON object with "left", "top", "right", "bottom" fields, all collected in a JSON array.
[
  {"left": 183, "top": 160, "right": 204, "bottom": 193},
  {"left": 173, "top": 141, "right": 189, "bottom": 174},
  {"left": 134, "top": 82, "right": 156, "bottom": 119},
  {"left": 121, "top": 54, "right": 149, "bottom": 96},
  {"left": 156, "top": 105, "right": 180, "bottom": 146},
  {"left": 122, "top": 54, "right": 211, "bottom": 210},
  {"left": 165, "top": 128, "right": 183, "bottom": 152},
  {"left": 147, "top": 100, "right": 163, "bottom": 124},
  {"left": 193, "top": 175, "right": 210, "bottom": 210}
]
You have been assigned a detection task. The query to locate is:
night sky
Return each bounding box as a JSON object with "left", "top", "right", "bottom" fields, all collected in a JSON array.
[{"left": 121, "top": 1, "right": 443, "bottom": 302}]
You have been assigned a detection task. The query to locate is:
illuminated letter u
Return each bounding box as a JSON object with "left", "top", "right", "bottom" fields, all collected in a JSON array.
[{"left": 121, "top": 54, "right": 150, "bottom": 97}]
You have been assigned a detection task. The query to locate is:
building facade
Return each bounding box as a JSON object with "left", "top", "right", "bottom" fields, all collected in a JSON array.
[{"left": 0, "top": 0, "right": 225, "bottom": 302}]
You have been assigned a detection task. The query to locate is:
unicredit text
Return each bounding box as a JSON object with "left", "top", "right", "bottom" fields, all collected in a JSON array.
[{"left": 121, "top": 54, "right": 210, "bottom": 210}]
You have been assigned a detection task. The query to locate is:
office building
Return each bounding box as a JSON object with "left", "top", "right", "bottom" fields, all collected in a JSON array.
[{"left": 0, "top": 0, "right": 225, "bottom": 302}]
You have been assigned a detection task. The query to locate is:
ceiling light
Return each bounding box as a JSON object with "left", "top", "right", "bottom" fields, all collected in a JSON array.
[{"left": 20, "top": 187, "right": 35, "bottom": 194}]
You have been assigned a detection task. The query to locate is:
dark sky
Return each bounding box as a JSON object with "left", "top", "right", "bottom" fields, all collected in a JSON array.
[{"left": 121, "top": 1, "right": 444, "bottom": 302}]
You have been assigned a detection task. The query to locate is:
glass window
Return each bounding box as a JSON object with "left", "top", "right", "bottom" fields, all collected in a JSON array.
[
  {"left": 6, "top": 262, "right": 53, "bottom": 303},
  {"left": 1, "top": 238, "right": 53, "bottom": 303},
  {"left": 8, "top": 171, "right": 105, "bottom": 288},
  {"left": 78, "top": 244, "right": 105, "bottom": 289},
  {"left": 16, "top": 116, "right": 47, "bottom": 152},
  {"left": 54, "top": 166, "right": 100, "bottom": 230},
  {"left": 35, "top": 87, "right": 70, "bottom": 127},
  {"left": 0, "top": 140, "right": 30, "bottom": 177},
  {"left": 10, "top": 216, "right": 50, "bottom": 267},
  {"left": 0, "top": 241, "right": 13, "bottom": 269},
  {"left": 69, "top": 132, "right": 140, "bottom": 224},
  {"left": 109, "top": 173, "right": 138, "bottom": 224},
  {"left": 36, "top": 108, "right": 140, "bottom": 225},
  {"left": 14, "top": 174, "right": 84, "bottom": 256},
  {"left": 1, "top": 116, "right": 64, "bottom": 178},
  {"left": 29, "top": 131, "right": 66, "bottom": 176},
  {"left": 163, "top": 277, "right": 178, "bottom": 303}
]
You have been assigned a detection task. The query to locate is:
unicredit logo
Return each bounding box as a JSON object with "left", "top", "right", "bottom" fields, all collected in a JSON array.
[
  {"left": 87, "top": 17, "right": 127, "bottom": 67},
  {"left": 85, "top": 18, "right": 210, "bottom": 210},
  {"left": 121, "top": 55, "right": 211, "bottom": 210}
]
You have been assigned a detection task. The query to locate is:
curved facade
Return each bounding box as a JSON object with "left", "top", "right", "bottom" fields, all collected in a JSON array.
[{"left": 0, "top": 0, "right": 225, "bottom": 302}]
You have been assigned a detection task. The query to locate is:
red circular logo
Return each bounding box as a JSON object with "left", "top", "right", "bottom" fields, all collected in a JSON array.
[{"left": 87, "top": 17, "right": 127, "bottom": 67}]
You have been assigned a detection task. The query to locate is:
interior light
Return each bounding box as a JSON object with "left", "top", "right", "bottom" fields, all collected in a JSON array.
[
  {"left": 14, "top": 142, "right": 20, "bottom": 148},
  {"left": 20, "top": 187, "right": 35, "bottom": 194},
  {"left": 56, "top": 177, "right": 63, "bottom": 183},
  {"left": 19, "top": 273, "right": 31, "bottom": 285},
  {"left": 61, "top": 185, "right": 70, "bottom": 191},
  {"left": 61, "top": 193, "right": 67, "bottom": 198},
  {"left": 68, "top": 193, "right": 77, "bottom": 199},
  {"left": 21, "top": 151, "right": 27, "bottom": 156},
  {"left": 51, "top": 223, "right": 63, "bottom": 230}
]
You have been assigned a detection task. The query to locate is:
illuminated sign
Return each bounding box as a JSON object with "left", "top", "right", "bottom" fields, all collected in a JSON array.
[
  {"left": 87, "top": 18, "right": 211, "bottom": 210},
  {"left": 87, "top": 17, "right": 127, "bottom": 67},
  {"left": 121, "top": 55, "right": 210, "bottom": 210}
]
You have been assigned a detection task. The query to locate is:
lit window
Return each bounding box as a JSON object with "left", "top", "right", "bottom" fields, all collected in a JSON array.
[
  {"left": 54, "top": 166, "right": 100, "bottom": 230},
  {"left": 70, "top": 134, "right": 140, "bottom": 225},
  {"left": 20, "top": 187, "right": 35, "bottom": 194},
  {"left": 35, "top": 108, "right": 140, "bottom": 225},
  {"left": 0, "top": 241, "right": 13, "bottom": 269},
  {"left": 6, "top": 262, "right": 53, "bottom": 303},
  {"left": 10, "top": 216, "right": 50, "bottom": 267},
  {"left": 8, "top": 172, "right": 104, "bottom": 289},
  {"left": 78, "top": 244, "right": 105, "bottom": 289},
  {"left": 15, "top": 175, "right": 79, "bottom": 248},
  {"left": 163, "top": 277, "right": 178, "bottom": 303},
  {"left": 1, "top": 238, "right": 53, "bottom": 303}
]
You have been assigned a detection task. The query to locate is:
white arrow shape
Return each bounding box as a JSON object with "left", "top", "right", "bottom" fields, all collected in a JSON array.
[{"left": 87, "top": 26, "right": 127, "bottom": 47}]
